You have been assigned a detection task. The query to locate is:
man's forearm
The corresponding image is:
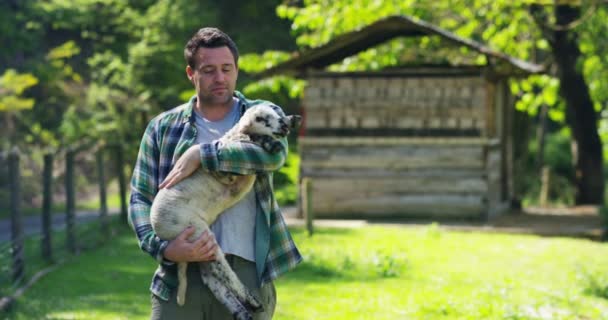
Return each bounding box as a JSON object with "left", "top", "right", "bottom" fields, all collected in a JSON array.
[{"left": 200, "top": 138, "right": 288, "bottom": 175}]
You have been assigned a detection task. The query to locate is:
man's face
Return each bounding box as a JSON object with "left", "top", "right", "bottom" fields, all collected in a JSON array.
[{"left": 186, "top": 46, "right": 238, "bottom": 108}]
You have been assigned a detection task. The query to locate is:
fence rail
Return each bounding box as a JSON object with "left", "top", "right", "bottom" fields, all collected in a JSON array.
[{"left": 0, "top": 144, "right": 129, "bottom": 309}]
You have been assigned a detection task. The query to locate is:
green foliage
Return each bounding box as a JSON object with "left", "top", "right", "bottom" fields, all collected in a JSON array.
[
  {"left": 243, "top": 76, "right": 306, "bottom": 103},
  {"left": 512, "top": 75, "right": 561, "bottom": 119},
  {"left": 1, "top": 0, "right": 297, "bottom": 147},
  {"left": 0, "top": 69, "right": 38, "bottom": 112},
  {"left": 600, "top": 205, "right": 608, "bottom": 232},
  {"left": 274, "top": 144, "right": 300, "bottom": 206},
  {"left": 578, "top": 266, "right": 608, "bottom": 300},
  {"left": 521, "top": 129, "right": 576, "bottom": 206},
  {"left": 239, "top": 51, "right": 292, "bottom": 74}
]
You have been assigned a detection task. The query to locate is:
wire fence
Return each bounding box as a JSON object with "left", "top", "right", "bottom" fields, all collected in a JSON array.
[{"left": 0, "top": 144, "right": 130, "bottom": 305}]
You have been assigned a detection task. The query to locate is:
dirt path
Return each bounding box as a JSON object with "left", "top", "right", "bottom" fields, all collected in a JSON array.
[
  {"left": 284, "top": 205, "right": 606, "bottom": 241},
  {"left": 0, "top": 210, "right": 120, "bottom": 243},
  {"left": 2, "top": 205, "right": 604, "bottom": 243}
]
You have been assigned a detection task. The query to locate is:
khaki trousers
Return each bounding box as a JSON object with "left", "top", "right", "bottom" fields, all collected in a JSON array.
[{"left": 151, "top": 255, "right": 276, "bottom": 320}]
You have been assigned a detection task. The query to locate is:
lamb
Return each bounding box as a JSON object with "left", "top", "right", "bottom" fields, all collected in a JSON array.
[{"left": 150, "top": 103, "right": 300, "bottom": 320}]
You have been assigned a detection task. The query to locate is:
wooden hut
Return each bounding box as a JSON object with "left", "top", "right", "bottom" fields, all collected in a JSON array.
[{"left": 260, "top": 15, "right": 543, "bottom": 220}]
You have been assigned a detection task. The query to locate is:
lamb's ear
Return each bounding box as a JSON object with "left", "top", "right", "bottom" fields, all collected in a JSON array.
[{"left": 287, "top": 115, "right": 302, "bottom": 129}]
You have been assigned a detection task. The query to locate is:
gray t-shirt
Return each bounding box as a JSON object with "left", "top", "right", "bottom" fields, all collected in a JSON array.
[{"left": 193, "top": 98, "right": 256, "bottom": 262}]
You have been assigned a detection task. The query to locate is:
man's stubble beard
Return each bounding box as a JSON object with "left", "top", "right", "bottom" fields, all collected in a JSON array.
[{"left": 199, "top": 91, "right": 233, "bottom": 108}]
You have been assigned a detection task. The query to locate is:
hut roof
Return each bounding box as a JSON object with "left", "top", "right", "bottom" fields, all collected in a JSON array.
[{"left": 258, "top": 15, "right": 544, "bottom": 78}]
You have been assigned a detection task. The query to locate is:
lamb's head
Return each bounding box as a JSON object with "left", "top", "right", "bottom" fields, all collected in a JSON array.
[{"left": 241, "top": 104, "right": 301, "bottom": 138}]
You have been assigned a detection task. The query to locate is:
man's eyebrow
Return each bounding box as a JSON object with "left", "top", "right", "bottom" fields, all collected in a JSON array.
[{"left": 198, "top": 63, "right": 234, "bottom": 70}]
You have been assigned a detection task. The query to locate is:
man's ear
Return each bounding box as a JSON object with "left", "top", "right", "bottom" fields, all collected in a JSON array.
[
  {"left": 288, "top": 115, "right": 302, "bottom": 129},
  {"left": 186, "top": 65, "right": 194, "bottom": 81}
]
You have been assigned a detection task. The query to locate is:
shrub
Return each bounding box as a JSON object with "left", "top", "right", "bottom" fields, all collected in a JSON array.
[
  {"left": 579, "top": 267, "right": 608, "bottom": 300},
  {"left": 520, "top": 129, "right": 575, "bottom": 206}
]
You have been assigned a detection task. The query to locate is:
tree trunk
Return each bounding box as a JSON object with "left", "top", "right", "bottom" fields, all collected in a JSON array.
[{"left": 550, "top": 5, "right": 604, "bottom": 204}]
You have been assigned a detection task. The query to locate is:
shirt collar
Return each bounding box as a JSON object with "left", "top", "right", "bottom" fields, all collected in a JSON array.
[{"left": 182, "top": 91, "right": 248, "bottom": 124}]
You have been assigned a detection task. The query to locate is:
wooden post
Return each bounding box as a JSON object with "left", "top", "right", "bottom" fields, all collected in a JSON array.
[
  {"left": 41, "top": 153, "right": 53, "bottom": 262},
  {"left": 97, "top": 148, "right": 109, "bottom": 238},
  {"left": 484, "top": 81, "right": 496, "bottom": 138},
  {"left": 536, "top": 104, "right": 548, "bottom": 170},
  {"left": 302, "top": 178, "right": 314, "bottom": 236},
  {"left": 65, "top": 149, "right": 76, "bottom": 254},
  {"left": 114, "top": 145, "right": 128, "bottom": 224},
  {"left": 9, "top": 148, "right": 24, "bottom": 283},
  {"left": 539, "top": 166, "right": 550, "bottom": 207}
]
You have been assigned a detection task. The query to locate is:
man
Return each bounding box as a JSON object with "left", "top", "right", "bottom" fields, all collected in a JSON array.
[{"left": 129, "top": 27, "right": 302, "bottom": 319}]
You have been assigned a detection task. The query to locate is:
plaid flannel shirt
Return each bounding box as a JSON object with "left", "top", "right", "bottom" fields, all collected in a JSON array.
[{"left": 128, "top": 91, "right": 302, "bottom": 301}]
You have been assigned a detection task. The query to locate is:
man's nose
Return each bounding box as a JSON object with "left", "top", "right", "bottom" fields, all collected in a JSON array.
[{"left": 214, "top": 70, "right": 226, "bottom": 82}]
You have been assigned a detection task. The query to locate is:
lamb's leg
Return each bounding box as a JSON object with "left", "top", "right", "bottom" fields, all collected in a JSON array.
[
  {"left": 208, "top": 254, "right": 263, "bottom": 313},
  {"left": 199, "top": 261, "right": 252, "bottom": 320},
  {"left": 176, "top": 262, "right": 188, "bottom": 306},
  {"left": 176, "top": 218, "right": 207, "bottom": 306}
]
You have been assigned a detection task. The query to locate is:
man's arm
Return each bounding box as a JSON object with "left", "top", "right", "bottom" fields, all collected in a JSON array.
[
  {"left": 159, "top": 137, "right": 287, "bottom": 189},
  {"left": 128, "top": 121, "right": 172, "bottom": 264}
]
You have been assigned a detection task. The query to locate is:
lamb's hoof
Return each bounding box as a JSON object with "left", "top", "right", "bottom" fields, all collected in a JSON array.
[
  {"left": 232, "top": 310, "right": 253, "bottom": 320},
  {"left": 243, "top": 294, "right": 264, "bottom": 313}
]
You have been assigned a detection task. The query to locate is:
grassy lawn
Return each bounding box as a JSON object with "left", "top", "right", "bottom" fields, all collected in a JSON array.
[{"left": 3, "top": 223, "right": 608, "bottom": 319}]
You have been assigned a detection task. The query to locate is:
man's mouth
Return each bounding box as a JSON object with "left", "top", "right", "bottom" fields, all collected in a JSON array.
[{"left": 211, "top": 87, "right": 228, "bottom": 94}]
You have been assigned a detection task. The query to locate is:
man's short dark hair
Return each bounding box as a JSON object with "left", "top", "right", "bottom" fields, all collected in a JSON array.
[{"left": 184, "top": 27, "right": 239, "bottom": 69}]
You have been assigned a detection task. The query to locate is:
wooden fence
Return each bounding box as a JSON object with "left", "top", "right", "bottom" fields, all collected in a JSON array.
[{"left": 0, "top": 144, "right": 129, "bottom": 305}]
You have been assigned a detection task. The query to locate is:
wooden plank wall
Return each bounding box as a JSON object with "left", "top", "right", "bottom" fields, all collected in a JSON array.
[
  {"left": 303, "top": 75, "right": 487, "bottom": 133},
  {"left": 299, "top": 73, "right": 511, "bottom": 219},
  {"left": 300, "top": 138, "right": 493, "bottom": 218}
]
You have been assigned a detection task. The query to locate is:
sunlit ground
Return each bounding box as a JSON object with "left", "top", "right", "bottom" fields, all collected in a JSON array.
[{"left": 4, "top": 225, "right": 608, "bottom": 320}]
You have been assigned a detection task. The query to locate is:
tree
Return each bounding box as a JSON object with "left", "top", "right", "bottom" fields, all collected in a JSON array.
[
  {"left": 530, "top": 3, "right": 604, "bottom": 203},
  {"left": 0, "top": 69, "right": 38, "bottom": 148}
]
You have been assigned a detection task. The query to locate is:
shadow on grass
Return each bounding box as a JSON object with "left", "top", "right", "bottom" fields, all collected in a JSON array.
[
  {"left": 579, "top": 267, "right": 608, "bottom": 301},
  {"left": 288, "top": 226, "right": 360, "bottom": 237},
  {"left": 283, "top": 254, "right": 408, "bottom": 284}
]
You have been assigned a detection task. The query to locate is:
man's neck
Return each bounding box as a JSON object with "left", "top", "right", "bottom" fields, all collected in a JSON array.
[{"left": 194, "top": 98, "right": 235, "bottom": 122}]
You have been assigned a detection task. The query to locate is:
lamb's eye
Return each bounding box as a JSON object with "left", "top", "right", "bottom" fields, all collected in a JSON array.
[{"left": 256, "top": 116, "right": 265, "bottom": 122}]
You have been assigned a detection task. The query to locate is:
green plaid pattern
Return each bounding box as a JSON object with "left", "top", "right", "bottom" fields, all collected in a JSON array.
[{"left": 128, "top": 91, "right": 302, "bottom": 301}]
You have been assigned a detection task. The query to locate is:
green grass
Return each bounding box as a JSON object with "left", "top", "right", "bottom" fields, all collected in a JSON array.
[
  {"left": 0, "top": 217, "right": 122, "bottom": 297},
  {"left": 3, "top": 224, "right": 608, "bottom": 319}
]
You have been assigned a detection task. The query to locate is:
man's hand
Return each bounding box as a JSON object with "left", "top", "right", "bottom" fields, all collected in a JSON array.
[
  {"left": 163, "top": 227, "right": 218, "bottom": 263},
  {"left": 159, "top": 145, "right": 201, "bottom": 189},
  {"left": 249, "top": 134, "right": 284, "bottom": 153}
]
